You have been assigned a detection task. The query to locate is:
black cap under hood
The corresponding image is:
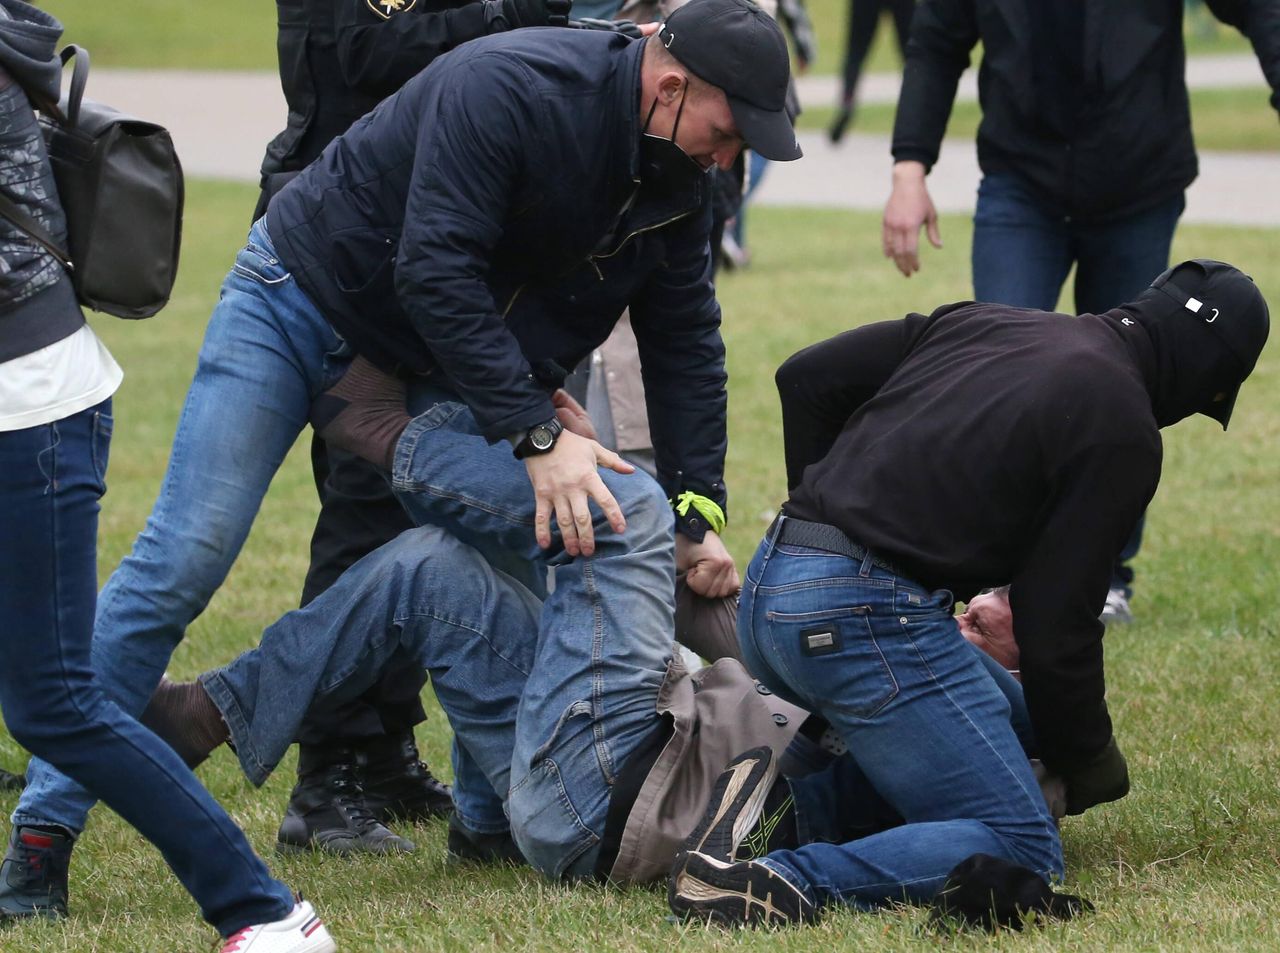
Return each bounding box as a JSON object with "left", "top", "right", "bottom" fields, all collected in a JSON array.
[{"left": 1115, "top": 260, "right": 1270, "bottom": 430}]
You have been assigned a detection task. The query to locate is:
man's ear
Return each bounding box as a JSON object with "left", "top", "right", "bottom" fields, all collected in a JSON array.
[{"left": 655, "top": 70, "right": 687, "bottom": 103}]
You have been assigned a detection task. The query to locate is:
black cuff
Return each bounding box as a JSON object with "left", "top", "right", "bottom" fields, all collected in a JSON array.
[{"left": 674, "top": 508, "right": 708, "bottom": 543}]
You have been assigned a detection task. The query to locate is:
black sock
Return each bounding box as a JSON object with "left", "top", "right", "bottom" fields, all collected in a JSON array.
[
  {"left": 310, "top": 356, "right": 411, "bottom": 470},
  {"left": 139, "top": 678, "right": 228, "bottom": 769}
]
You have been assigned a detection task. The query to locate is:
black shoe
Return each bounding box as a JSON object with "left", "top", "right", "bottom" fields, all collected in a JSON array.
[
  {"left": 0, "top": 825, "right": 72, "bottom": 922},
  {"left": 277, "top": 748, "right": 416, "bottom": 856},
  {"left": 445, "top": 814, "right": 525, "bottom": 867},
  {"left": 669, "top": 850, "right": 815, "bottom": 928},
  {"left": 828, "top": 104, "right": 854, "bottom": 145},
  {"left": 358, "top": 733, "right": 453, "bottom": 824},
  {"left": 682, "top": 747, "right": 778, "bottom": 863},
  {"left": 0, "top": 769, "right": 24, "bottom": 792}
]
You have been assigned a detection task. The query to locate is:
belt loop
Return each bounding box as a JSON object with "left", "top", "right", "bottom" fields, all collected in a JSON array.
[
  {"left": 858, "top": 550, "right": 875, "bottom": 577},
  {"left": 764, "top": 511, "right": 786, "bottom": 558}
]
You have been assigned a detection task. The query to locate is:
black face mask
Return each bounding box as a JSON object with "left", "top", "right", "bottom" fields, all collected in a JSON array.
[{"left": 638, "top": 86, "right": 711, "bottom": 192}]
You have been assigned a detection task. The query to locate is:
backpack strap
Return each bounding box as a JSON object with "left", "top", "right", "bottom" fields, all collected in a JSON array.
[{"left": 0, "top": 191, "right": 74, "bottom": 274}]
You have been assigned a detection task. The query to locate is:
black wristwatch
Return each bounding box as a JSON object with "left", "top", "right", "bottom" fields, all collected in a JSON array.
[{"left": 512, "top": 417, "right": 564, "bottom": 459}]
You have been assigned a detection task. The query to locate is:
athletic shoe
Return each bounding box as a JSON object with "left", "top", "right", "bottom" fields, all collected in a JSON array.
[
  {"left": 445, "top": 814, "right": 525, "bottom": 867},
  {"left": 681, "top": 746, "right": 778, "bottom": 863},
  {"left": 358, "top": 733, "right": 453, "bottom": 824},
  {"left": 668, "top": 850, "right": 815, "bottom": 928},
  {"left": 220, "top": 898, "right": 336, "bottom": 953},
  {"left": 0, "top": 825, "right": 72, "bottom": 921},
  {"left": 1100, "top": 588, "right": 1133, "bottom": 626},
  {"left": 277, "top": 753, "right": 415, "bottom": 855}
]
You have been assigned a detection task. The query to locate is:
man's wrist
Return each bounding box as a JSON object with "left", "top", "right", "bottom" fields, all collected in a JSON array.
[{"left": 892, "top": 160, "right": 928, "bottom": 183}]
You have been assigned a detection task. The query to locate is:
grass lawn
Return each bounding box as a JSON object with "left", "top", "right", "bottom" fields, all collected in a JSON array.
[
  {"left": 60, "top": 0, "right": 1253, "bottom": 75},
  {"left": 797, "top": 85, "right": 1280, "bottom": 153},
  {"left": 1, "top": 181, "right": 1278, "bottom": 951}
]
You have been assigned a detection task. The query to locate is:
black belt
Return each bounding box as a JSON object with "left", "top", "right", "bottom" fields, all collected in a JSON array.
[{"left": 774, "top": 516, "right": 903, "bottom": 576}]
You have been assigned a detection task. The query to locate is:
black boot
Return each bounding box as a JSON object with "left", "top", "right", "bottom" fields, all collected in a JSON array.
[
  {"left": 358, "top": 732, "right": 453, "bottom": 824},
  {"left": 277, "top": 745, "right": 416, "bottom": 855},
  {"left": 445, "top": 814, "right": 524, "bottom": 867},
  {"left": 828, "top": 103, "right": 854, "bottom": 145},
  {"left": 0, "top": 825, "right": 72, "bottom": 921}
]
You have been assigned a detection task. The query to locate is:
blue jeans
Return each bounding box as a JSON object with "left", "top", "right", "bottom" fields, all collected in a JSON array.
[
  {"left": 736, "top": 518, "right": 1062, "bottom": 910},
  {"left": 971, "top": 173, "right": 1184, "bottom": 594},
  {"left": 202, "top": 521, "right": 672, "bottom": 880},
  {"left": 16, "top": 220, "right": 350, "bottom": 834},
  {"left": 0, "top": 402, "right": 293, "bottom": 936}
]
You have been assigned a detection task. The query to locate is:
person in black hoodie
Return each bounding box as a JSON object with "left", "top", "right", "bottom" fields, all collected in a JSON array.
[
  {"left": 669, "top": 260, "right": 1268, "bottom": 926},
  {"left": 0, "top": 2, "right": 335, "bottom": 948},
  {"left": 881, "top": 0, "right": 1280, "bottom": 623}
]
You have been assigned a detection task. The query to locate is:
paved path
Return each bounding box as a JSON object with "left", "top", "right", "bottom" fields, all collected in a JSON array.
[{"left": 93, "top": 55, "right": 1277, "bottom": 226}]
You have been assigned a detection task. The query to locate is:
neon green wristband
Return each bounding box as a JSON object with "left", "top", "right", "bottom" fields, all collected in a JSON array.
[{"left": 671, "top": 491, "right": 726, "bottom": 535}]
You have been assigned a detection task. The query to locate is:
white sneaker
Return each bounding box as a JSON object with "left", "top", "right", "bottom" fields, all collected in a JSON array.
[
  {"left": 1100, "top": 588, "right": 1133, "bottom": 626},
  {"left": 220, "top": 899, "right": 336, "bottom": 953}
]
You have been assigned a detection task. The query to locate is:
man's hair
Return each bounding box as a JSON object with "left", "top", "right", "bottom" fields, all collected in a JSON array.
[{"left": 643, "top": 35, "right": 713, "bottom": 98}]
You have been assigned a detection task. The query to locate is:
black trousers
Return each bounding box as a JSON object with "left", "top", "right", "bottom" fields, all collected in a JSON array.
[
  {"left": 839, "top": 0, "right": 915, "bottom": 105},
  {"left": 294, "top": 435, "right": 428, "bottom": 746}
]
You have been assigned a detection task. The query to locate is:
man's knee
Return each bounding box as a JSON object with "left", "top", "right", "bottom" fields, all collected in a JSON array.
[
  {"left": 507, "top": 759, "right": 602, "bottom": 881},
  {"left": 600, "top": 471, "right": 672, "bottom": 549}
]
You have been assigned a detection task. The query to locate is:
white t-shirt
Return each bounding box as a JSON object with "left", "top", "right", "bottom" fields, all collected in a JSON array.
[{"left": 0, "top": 324, "right": 123, "bottom": 431}]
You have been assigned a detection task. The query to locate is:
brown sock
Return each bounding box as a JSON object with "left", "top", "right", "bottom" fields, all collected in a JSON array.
[
  {"left": 310, "top": 356, "right": 411, "bottom": 470},
  {"left": 139, "top": 677, "right": 229, "bottom": 769}
]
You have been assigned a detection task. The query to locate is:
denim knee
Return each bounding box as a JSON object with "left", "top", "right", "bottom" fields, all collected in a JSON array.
[{"left": 600, "top": 471, "right": 672, "bottom": 551}]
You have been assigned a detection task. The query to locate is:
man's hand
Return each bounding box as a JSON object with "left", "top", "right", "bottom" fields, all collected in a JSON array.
[
  {"left": 882, "top": 160, "right": 942, "bottom": 277},
  {"left": 957, "top": 589, "right": 1018, "bottom": 676},
  {"left": 492, "top": 0, "right": 572, "bottom": 29},
  {"left": 525, "top": 430, "right": 634, "bottom": 557},
  {"left": 1062, "top": 737, "right": 1130, "bottom": 816},
  {"left": 551, "top": 388, "right": 597, "bottom": 440},
  {"left": 676, "top": 530, "right": 740, "bottom": 598}
]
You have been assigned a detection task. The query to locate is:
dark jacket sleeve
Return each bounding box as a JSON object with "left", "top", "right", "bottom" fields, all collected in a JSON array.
[
  {"left": 334, "top": 0, "right": 492, "bottom": 99},
  {"left": 1009, "top": 442, "right": 1161, "bottom": 775},
  {"left": 774, "top": 315, "right": 925, "bottom": 490},
  {"left": 630, "top": 201, "right": 729, "bottom": 535},
  {"left": 395, "top": 52, "right": 555, "bottom": 440},
  {"left": 890, "top": 0, "right": 979, "bottom": 169},
  {"left": 1204, "top": 0, "right": 1280, "bottom": 115}
]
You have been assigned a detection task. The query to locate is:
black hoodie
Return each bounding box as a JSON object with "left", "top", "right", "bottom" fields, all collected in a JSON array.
[{"left": 776, "top": 280, "right": 1264, "bottom": 775}]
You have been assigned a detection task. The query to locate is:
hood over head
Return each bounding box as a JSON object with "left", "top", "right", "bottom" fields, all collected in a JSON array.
[
  {"left": 0, "top": 0, "right": 64, "bottom": 107},
  {"left": 1121, "top": 259, "right": 1270, "bottom": 429}
]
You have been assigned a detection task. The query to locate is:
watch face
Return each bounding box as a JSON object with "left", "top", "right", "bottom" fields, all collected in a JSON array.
[{"left": 530, "top": 425, "right": 555, "bottom": 451}]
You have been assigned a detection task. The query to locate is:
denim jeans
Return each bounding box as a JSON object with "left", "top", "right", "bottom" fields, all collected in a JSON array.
[
  {"left": 736, "top": 518, "right": 1062, "bottom": 910},
  {"left": 971, "top": 172, "right": 1185, "bottom": 594},
  {"left": 16, "top": 220, "right": 350, "bottom": 834},
  {"left": 202, "top": 521, "right": 671, "bottom": 879},
  {"left": 0, "top": 402, "right": 293, "bottom": 936}
]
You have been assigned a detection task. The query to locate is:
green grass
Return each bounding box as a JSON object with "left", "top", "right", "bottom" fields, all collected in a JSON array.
[
  {"left": 2, "top": 181, "right": 1279, "bottom": 950},
  {"left": 59, "top": 0, "right": 1253, "bottom": 74},
  {"left": 797, "top": 85, "right": 1280, "bottom": 153}
]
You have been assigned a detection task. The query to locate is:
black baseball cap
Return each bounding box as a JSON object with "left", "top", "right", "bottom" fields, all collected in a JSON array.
[
  {"left": 1150, "top": 259, "right": 1271, "bottom": 428},
  {"left": 656, "top": 0, "right": 802, "bottom": 161}
]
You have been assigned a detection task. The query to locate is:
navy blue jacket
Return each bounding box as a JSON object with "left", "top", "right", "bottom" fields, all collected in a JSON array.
[{"left": 267, "top": 29, "right": 727, "bottom": 519}]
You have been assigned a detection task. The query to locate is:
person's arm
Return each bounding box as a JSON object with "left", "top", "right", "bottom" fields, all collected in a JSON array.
[
  {"left": 777, "top": 0, "right": 817, "bottom": 71},
  {"left": 883, "top": 0, "right": 979, "bottom": 276},
  {"left": 1008, "top": 442, "right": 1160, "bottom": 813},
  {"left": 774, "top": 314, "right": 927, "bottom": 490},
  {"left": 395, "top": 53, "right": 630, "bottom": 555},
  {"left": 1204, "top": 0, "right": 1280, "bottom": 116},
  {"left": 335, "top": 0, "right": 571, "bottom": 99}
]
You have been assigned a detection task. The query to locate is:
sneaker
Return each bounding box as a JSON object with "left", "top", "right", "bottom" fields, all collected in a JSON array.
[
  {"left": 682, "top": 747, "right": 778, "bottom": 863},
  {"left": 1100, "top": 588, "right": 1133, "bottom": 626},
  {"left": 220, "top": 898, "right": 336, "bottom": 953},
  {"left": 277, "top": 751, "right": 415, "bottom": 856},
  {"left": 445, "top": 814, "right": 525, "bottom": 867},
  {"left": 669, "top": 851, "right": 815, "bottom": 928},
  {"left": 0, "top": 825, "right": 72, "bottom": 921},
  {"left": 357, "top": 733, "right": 453, "bottom": 824},
  {"left": 0, "top": 769, "right": 24, "bottom": 792}
]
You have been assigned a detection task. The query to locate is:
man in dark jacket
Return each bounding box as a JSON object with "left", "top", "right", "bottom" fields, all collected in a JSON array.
[
  {"left": 668, "top": 260, "right": 1269, "bottom": 926},
  {"left": 14, "top": 0, "right": 802, "bottom": 882},
  {"left": 881, "top": 0, "right": 1280, "bottom": 622},
  {"left": 254, "top": 0, "right": 575, "bottom": 860}
]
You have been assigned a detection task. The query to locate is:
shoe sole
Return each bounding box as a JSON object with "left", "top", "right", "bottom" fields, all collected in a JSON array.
[
  {"left": 669, "top": 851, "right": 812, "bottom": 928},
  {"left": 682, "top": 747, "right": 777, "bottom": 862}
]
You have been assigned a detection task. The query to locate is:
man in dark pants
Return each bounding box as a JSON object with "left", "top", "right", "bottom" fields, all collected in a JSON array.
[
  {"left": 881, "top": 0, "right": 1280, "bottom": 624},
  {"left": 669, "top": 261, "right": 1269, "bottom": 925},
  {"left": 255, "top": 0, "right": 572, "bottom": 855}
]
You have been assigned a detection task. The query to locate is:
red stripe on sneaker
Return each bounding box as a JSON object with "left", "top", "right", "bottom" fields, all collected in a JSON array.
[
  {"left": 20, "top": 833, "right": 53, "bottom": 848},
  {"left": 303, "top": 917, "right": 322, "bottom": 937}
]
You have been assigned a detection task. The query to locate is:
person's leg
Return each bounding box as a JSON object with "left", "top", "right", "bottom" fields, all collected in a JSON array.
[
  {"left": 200, "top": 526, "right": 538, "bottom": 831},
  {"left": 0, "top": 404, "right": 295, "bottom": 936},
  {"left": 971, "top": 173, "right": 1074, "bottom": 310},
  {"left": 389, "top": 394, "right": 674, "bottom": 879},
  {"left": 15, "top": 221, "right": 346, "bottom": 837},
  {"left": 889, "top": 0, "right": 914, "bottom": 57},
  {"left": 733, "top": 525, "right": 1061, "bottom": 911},
  {"left": 1071, "top": 193, "right": 1184, "bottom": 610},
  {"left": 830, "top": 0, "right": 882, "bottom": 142}
]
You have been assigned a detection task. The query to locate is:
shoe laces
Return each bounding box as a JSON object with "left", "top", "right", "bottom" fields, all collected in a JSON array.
[
  {"left": 219, "top": 924, "right": 254, "bottom": 952},
  {"left": 329, "top": 767, "right": 382, "bottom": 832},
  {"left": 8, "top": 833, "right": 69, "bottom": 892}
]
